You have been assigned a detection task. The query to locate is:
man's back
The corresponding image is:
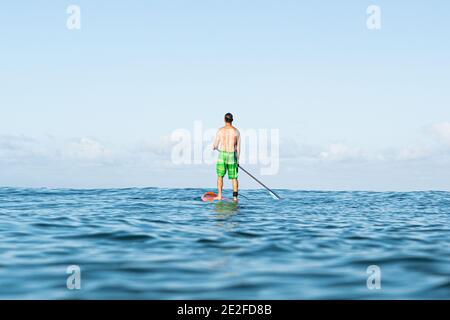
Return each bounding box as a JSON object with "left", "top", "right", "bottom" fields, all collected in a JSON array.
[{"left": 215, "top": 126, "right": 240, "bottom": 153}]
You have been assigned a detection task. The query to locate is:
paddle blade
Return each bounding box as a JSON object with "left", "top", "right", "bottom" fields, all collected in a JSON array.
[{"left": 269, "top": 190, "right": 281, "bottom": 200}]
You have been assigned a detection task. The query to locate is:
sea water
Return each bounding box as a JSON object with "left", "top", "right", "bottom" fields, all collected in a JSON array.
[{"left": 0, "top": 187, "right": 449, "bottom": 299}]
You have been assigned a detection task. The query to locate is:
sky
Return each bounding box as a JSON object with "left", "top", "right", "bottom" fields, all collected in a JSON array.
[{"left": 0, "top": 1, "right": 449, "bottom": 190}]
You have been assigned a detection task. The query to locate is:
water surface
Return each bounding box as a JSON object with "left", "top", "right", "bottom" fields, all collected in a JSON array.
[{"left": 0, "top": 187, "right": 449, "bottom": 299}]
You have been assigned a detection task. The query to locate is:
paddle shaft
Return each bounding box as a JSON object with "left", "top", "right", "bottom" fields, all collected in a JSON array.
[
  {"left": 238, "top": 165, "right": 281, "bottom": 200},
  {"left": 214, "top": 149, "right": 280, "bottom": 200}
]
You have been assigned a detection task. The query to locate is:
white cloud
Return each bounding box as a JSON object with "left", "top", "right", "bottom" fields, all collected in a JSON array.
[
  {"left": 279, "top": 139, "right": 368, "bottom": 163},
  {"left": 396, "top": 146, "right": 432, "bottom": 161},
  {"left": 430, "top": 122, "right": 450, "bottom": 146},
  {"left": 319, "top": 143, "right": 365, "bottom": 162},
  {"left": 2, "top": 125, "right": 450, "bottom": 189},
  {"left": 0, "top": 134, "right": 174, "bottom": 169},
  {"left": 62, "top": 137, "right": 111, "bottom": 161},
  {"left": 0, "top": 135, "right": 50, "bottom": 164},
  {"left": 132, "top": 135, "right": 174, "bottom": 157},
  {"left": 279, "top": 137, "right": 320, "bottom": 160}
]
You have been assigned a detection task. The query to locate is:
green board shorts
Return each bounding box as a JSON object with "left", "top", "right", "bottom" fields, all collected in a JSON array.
[{"left": 216, "top": 151, "right": 238, "bottom": 179}]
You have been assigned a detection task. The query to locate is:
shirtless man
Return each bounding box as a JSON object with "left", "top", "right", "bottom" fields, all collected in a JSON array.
[{"left": 212, "top": 113, "right": 241, "bottom": 201}]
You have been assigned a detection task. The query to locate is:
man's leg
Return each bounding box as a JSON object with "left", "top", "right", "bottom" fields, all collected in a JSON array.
[
  {"left": 216, "top": 176, "right": 223, "bottom": 200},
  {"left": 232, "top": 179, "right": 238, "bottom": 201},
  {"left": 215, "top": 151, "right": 226, "bottom": 200},
  {"left": 229, "top": 154, "right": 239, "bottom": 201}
]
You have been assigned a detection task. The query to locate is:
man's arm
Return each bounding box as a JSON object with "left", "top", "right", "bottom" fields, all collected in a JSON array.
[
  {"left": 235, "top": 129, "right": 241, "bottom": 163},
  {"left": 213, "top": 129, "right": 221, "bottom": 150}
]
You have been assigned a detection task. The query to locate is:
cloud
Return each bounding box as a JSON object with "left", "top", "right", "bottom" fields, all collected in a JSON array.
[
  {"left": 396, "top": 146, "right": 433, "bottom": 161},
  {"left": 62, "top": 138, "right": 111, "bottom": 161},
  {"left": 285, "top": 122, "right": 450, "bottom": 163},
  {"left": 0, "top": 134, "right": 175, "bottom": 169},
  {"left": 279, "top": 139, "right": 368, "bottom": 163},
  {"left": 0, "top": 135, "right": 50, "bottom": 164},
  {"left": 430, "top": 122, "right": 450, "bottom": 146},
  {"left": 319, "top": 143, "right": 365, "bottom": 162},
  {"left": 279, "top": 137, "right": 320, "bottom": 160},
  {"left": 132, "top": 135, "right": 174, "bottom": 157},
  {"left": 379, "top": 122, "right": 450, "bottom": 162},
  {"left": 2, "top": 123, "right": 450, "bottom": 189},
  {"left": 0, "top": 135, "right": 34, "bottom": 151}
]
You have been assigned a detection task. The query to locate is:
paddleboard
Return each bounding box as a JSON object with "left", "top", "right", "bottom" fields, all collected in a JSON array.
[{"left": 201, "top": 192, "right": 230, "bottom": 202}]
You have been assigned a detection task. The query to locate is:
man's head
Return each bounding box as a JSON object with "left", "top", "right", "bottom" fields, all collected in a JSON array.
[{"left": 224, "top": 113, "right": 233, "bottom": 124}]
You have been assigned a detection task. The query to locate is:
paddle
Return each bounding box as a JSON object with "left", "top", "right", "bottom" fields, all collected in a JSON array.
[
  {"left": 214, "top": 148, "right": 281, "bottom": 200},
  {"left": 238, "top": 164, "right": 281, "bottom": 200}
]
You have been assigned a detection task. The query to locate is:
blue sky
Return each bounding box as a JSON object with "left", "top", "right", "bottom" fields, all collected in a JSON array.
[{"left": 1, "top": 1, "right": 449, "bottom": 190}]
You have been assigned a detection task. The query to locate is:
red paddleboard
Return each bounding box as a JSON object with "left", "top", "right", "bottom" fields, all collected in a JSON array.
[{"left": 201, "top": 192, "right": 230, "bottom": 202}]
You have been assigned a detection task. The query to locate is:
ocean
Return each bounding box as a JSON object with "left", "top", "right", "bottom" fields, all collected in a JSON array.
[{"left": 0, "top": 187, "right": 449, "bottom": 299}]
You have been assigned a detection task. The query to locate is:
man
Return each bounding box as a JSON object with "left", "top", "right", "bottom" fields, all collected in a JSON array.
[{"left": 212, "top": 113, "right": 241, "bottom": 201}]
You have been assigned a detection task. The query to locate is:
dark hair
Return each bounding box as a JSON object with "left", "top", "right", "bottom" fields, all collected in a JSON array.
[{"left": 224, "top": 113, "right": 233, "bottom": 123}]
